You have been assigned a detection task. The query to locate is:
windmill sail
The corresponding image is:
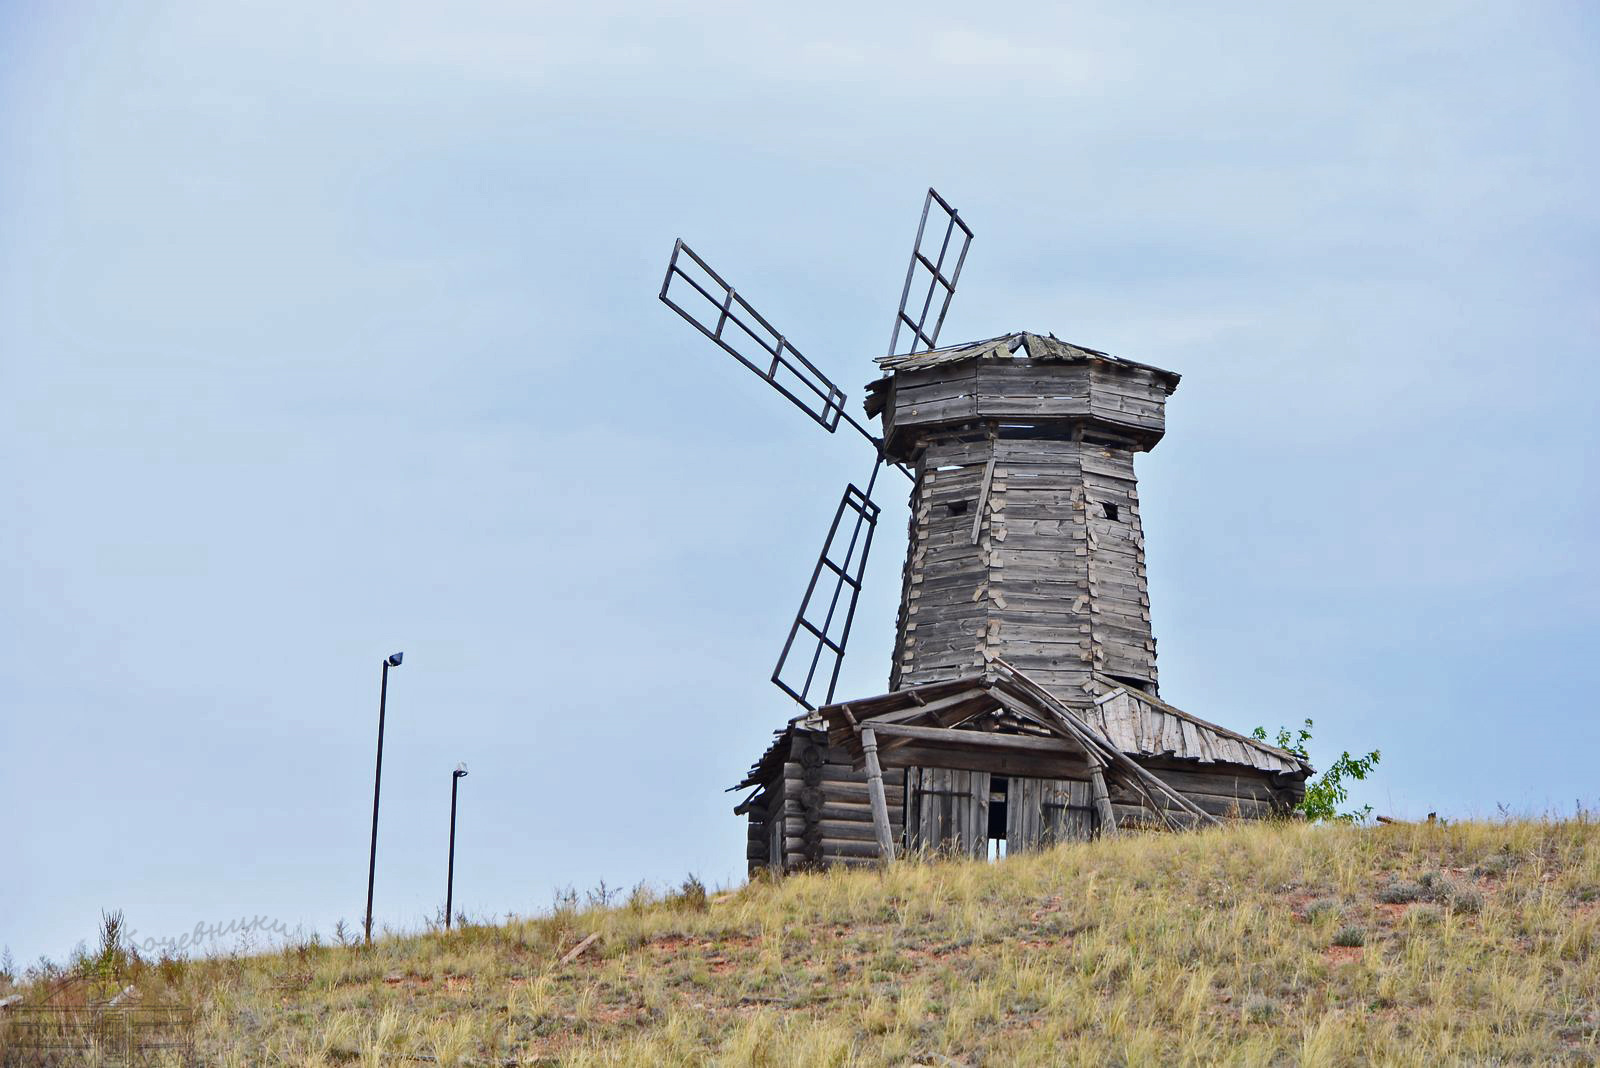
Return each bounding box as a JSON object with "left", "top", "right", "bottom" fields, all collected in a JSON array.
[
  {"left": 772, "top": 483, "right": 880, "bottom": 710},
  {"left": 660, "top": 239, "right": 851, "bottom": 433},
  {"left": 888, "top": 188, "right": 974, "bottom": 357}
]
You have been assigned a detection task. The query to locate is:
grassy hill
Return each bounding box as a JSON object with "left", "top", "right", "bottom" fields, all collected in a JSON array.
[{"left": 7, "top": 819, "right": 1599, "bottom": 1065}]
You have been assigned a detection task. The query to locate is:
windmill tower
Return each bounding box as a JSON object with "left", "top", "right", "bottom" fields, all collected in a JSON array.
[
  {"left": 869, "top": 332, "right": 1180, "bottom": 704},
  {"left": 662, "top": 191, "right": 1311, "bottom": 873}
]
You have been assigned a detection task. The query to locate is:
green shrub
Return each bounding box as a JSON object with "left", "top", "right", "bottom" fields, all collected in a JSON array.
[
  {"left": 1304, "top": 897, "right": 1342, "bottom": 921},
  {"left": 1243, "top": 995, "right": 1278, "bottom": 1022},
  {"left": 1473, "top": 852, "right": 1518, "bottom": 878},
  {"left": 1408, "top": 904, "right": 1444, "bottom": 927},
  {"left": 1447, "top": 886, "right": 1484, "bottom": 914},
  {"left": 668, "top": 875, "right": 709, "bottom": 913},
  {"left": 1332, "top": 926, "right": 1366, "bottom": 948},
  {"left": 1378, "top": 880, "right": 1425, "bottom": 904},
  {"left": 1251, "top": 720, "right": 1381, "bottom": 823}
]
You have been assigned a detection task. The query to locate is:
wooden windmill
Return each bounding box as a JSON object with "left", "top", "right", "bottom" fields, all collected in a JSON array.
[{"left": 660, "top": 191, "right": 1314, "bottom": 874}]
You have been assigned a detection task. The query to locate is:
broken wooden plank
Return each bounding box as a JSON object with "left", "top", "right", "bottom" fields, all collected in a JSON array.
[
  {"left": 559, "top": 932, "right": 600, "bottom": 965},
  {"left": 860, "top": 727, "right": 897, "bottom": 864}
]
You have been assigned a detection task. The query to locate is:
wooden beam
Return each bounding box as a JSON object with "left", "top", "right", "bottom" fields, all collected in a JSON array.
[
  {"left": 1087, "top": 756, "right": 1117, "bottom": 838},
  {"left": 858, "top": 688, "right": 995, "bottom": 728},
  {"left": 781, "top": 817, "right": 905, "bottom": 841},
  {"left": 987, "top": 661, "right": 1221, "bottom": 828},
  {"left": 860, "top": 727, "right": 896, "bottom": 864},
  {"left": 971, "top": 451, "right": 997, "bottom": 545},
  {"left": 870, "top": 742, "right": 1088, "bottom": 780},
  {"left": 866, "top": 721, "right": 1081, "bottom": 758}
]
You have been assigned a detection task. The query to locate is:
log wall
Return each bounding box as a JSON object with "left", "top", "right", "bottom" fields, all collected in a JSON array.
[
  {"left": 747, "top": 731, "right": 905, "bottom": 874},
  {"left": 893, "top": 434, "right": 1158, "bottom": 698},
  {"left": 885, "top": 354, "right": 1173, "bottom": 701},
  {"left": 746, "top": 733, "right": 1301, "bottom": 876},
  {"left": 881, "top": 359, "right": 1170, "bottom": 455}
]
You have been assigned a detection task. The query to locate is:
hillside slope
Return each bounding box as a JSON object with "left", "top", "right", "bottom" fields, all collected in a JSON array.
[{"left": 10, "top": 820, "right": 1600, "bottom": 1065}]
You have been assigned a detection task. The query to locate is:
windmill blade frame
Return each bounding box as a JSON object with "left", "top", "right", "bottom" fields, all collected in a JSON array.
[
  {"left": 661, "top": 239, "right": 868, "bottom": 439},
  {"left": 772, "top": 482, "right": 880, "bottom": 711},
  {"left": 888, "top": 188, "right": 974, "bottom": 358}
]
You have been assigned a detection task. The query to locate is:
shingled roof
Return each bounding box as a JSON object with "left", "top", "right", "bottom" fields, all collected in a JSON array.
[
  {"left": 1085, "top": 674, "right": 1312, "bottom": 777},
  {"left": 872, "top": 331, "right": 1182, "bottom": 386}
]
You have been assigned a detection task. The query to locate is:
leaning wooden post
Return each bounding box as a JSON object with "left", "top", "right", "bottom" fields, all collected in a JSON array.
[
  {"left": 859, "top": 727, "right": 897, "bottom": 864},
  {"left": 1086, "top": 755, "right": 1118, "bottom": 839}
]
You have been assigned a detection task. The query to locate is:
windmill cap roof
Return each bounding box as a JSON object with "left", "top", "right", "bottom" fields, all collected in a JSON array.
[{"left": 873, "top": 331, "right": 1181, "bottom": 389}]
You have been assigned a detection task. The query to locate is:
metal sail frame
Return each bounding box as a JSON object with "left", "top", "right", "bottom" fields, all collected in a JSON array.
[
  {"left": 659, "top": 189, "right": 973, "bottom": 709},
  {"left": 770, "top": 465, "right": 882, "bottom": 710},
  {"left": 660, "top": 239, "right": 881, "bottom": 448},
  {"left": 888, "top": 188, "right": 974, "bottom": 358}
]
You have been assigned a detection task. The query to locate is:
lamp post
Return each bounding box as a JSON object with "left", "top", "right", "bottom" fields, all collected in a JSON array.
[
  {"left": 445, "top": 762, "right": 468, "bottom": 931},
  {"left": 364, "top": 651, "right": 403, "bottom": 945}
]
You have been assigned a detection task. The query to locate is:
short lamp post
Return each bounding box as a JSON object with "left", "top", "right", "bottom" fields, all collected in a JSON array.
[
  {"left": 445, "top": 763, "right": 468, "bottom": 931},
  {"left": 364, "top": 651, "right": 403, "bottom": 946}
]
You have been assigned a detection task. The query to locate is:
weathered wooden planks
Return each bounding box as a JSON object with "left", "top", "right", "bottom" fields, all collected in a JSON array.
[
  {"left": 860, "top": 727, "right": 897, "bottom": 862},
  {"left": 901, "top": 434, "right": 1095, "bottom": 694},
  {"left": 759, "top": 733, "right": 914, "bottom": 872},
  {"left": 781, "top": 816, "right": 905, "bottom": 842},
  {"left": 783, "top": 836, "right": 891, "bottom": 860},
  {"left": 1006, "top": 776, "right": 1095, "bottom": 850},
  {"left": 742, "top": 336, "right": 1315, "bottom": 872},
  {"left": 903, "top": 429, "right": 1157, "bottom": 693},
  {"left": 870, "top": 721, "right": 1081, "bottom": 757},
  {"left": 881, "top": 743, "right": 1085, "bottom": 780},
  {"left": 880, "top": 353, "right": 1172, "bottom": 458},
  {"left": 907, "top": 767, "right": 990, "bottom": 857}
]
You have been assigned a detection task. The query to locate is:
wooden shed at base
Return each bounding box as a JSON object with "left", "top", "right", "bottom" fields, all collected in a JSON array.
[{"left": 733, "top": 659, "right": 1310, "bottom": 874}]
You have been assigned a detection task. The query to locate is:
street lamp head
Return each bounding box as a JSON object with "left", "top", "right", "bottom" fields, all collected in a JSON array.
[
  {"left": 454, "top": 762, "right": 469, "bottom": 778},
  {"left": 386, "top": 652, "right": 404, "bottom": 667}
]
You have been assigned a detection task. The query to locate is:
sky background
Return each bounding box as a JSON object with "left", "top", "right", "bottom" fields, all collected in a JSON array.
[{"left": 3, "top": 2, "right": 1597, "bottom": 968}]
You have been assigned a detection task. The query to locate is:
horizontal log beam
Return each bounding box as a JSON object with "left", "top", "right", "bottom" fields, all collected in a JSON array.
[
  {"left": 871, "top": 742, "right": 1087, "bottom": 780},
  {"left": 783, "top": 837, "right": 889, "bottom": 859},
  {"left": 784, "top": 817, "right": 906, "bottom": 842},
  {"left": 867, "top": 721, "right": 1081, "bottom": 757}
]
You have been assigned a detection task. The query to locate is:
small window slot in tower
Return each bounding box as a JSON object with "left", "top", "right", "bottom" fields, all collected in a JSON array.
[
  {"left": 947, "top": 500, "right": 969, "bottom": 516},
  {"left": 1101, "top": 502, "right": 1119, "bottom": 521}
]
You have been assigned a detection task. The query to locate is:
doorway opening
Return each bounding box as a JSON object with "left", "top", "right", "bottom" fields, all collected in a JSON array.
[{"left": 987, "top": 776, "right": 1009, "bottom": 860}]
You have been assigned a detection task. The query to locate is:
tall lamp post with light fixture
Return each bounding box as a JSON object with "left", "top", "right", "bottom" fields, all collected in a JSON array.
[
  {"left": 364, "top": 651, "right": 403, "bottom": 945},
  {"left": 445, "top": 762, "right": 468, "bottom": 930}
]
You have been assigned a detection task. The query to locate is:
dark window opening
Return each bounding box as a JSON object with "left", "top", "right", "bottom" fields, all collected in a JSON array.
[
  {"left": 947, "top": 500, "right": 969, "bottom": 516},
  {"left": 1101, "top": 502, "right": 1119, "bottom": 521},
  {"left": 1107, "top": 674, "right": 1157, "bottom": 696},
  {"left": 987, "top": 776, "right": 1009, "bottom": 860}
]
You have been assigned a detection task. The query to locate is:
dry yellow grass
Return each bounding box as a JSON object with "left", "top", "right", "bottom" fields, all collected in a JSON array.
[{"left": 8, "top": 819, "right": 1600, "bottom": 1065}]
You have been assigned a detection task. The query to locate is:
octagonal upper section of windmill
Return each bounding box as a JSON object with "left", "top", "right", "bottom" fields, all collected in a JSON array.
[{"left": 865, "top": 332, "right": 1183, "bottom": 460}]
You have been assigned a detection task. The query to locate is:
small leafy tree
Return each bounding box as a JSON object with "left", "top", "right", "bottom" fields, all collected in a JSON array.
[{"left": 1251, "top": 718, "right": 1381, "bottom": 824}]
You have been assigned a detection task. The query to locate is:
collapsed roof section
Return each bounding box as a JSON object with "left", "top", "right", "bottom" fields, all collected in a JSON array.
[
  {"left": 732, "top": 660, "right": 1310, "bottom": 812},
  {"left": 1083, "top": 673, "right": 1312, "bottom": 777}
]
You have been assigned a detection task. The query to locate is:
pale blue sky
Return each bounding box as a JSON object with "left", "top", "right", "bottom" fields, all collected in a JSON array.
[{"left": 4, "top": 2, "right": 1597, "bottom": 967}]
